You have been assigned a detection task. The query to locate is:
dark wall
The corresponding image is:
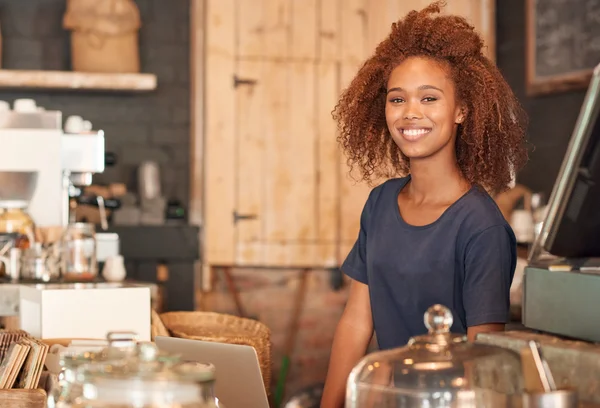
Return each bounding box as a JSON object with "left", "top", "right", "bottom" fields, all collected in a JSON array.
[
  {"left": 496, "top": 0, "right": 588, "bottom": 197},
  {"left": 0, "top": 0, "right": 191, "bottom": 209}
]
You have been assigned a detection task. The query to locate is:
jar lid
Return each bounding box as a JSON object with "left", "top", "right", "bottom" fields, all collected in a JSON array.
[
  {"left": 78, "top": 344, "right": 216, "bottom": 405},
  {"left": 76, "top": 342, "right": 178, "bottom": 380},
  {"left": 64, "top": 222, "right": 95, "bottom": 237},
  {"left": 77, "top": 341, "right": 215, "bottom": 384},
  {"left": 60, "top": 331, "right": 139, "bottom": 368}
]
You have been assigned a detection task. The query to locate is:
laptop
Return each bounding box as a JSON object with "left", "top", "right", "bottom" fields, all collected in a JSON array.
[{"left": 155, "top": 336, "right": 270, "bottom": 408}]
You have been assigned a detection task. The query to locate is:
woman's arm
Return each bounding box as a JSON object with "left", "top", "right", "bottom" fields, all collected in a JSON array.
[
  {"left": 467, "top": 323, "right": 505, "bottom": 342},
  {"left": 321, "top": 279, "right": 374, "bottom": 408},
  {"left": 463, "top": 225, "right": 515, "bottom": 341}
]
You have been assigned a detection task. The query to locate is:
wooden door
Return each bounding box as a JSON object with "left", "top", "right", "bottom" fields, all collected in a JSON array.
[
  {"left": 204, "top": 0, "right": 342, "bottom": 268},
  {"left": 233, "top": 1, "right": 322, "bottom": 267},
  {"left": 202, "top": 0, "right": 496, "bottom": 269}
]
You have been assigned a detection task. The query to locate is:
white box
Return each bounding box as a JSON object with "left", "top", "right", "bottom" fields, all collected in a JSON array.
[{"left": 19, "top": 284, "right": 151, "bottom": 341}]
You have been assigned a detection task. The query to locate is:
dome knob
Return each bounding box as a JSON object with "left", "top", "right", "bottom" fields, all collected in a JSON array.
[{"left": 424, "top": 304, "right": 453, "bottom": 334}]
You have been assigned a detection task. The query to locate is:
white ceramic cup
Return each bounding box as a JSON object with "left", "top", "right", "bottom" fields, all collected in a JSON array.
[
  {"left": 102, "top": 255, "right": 127, "bottom": 282},
  {"left": 511, "top": 209, "right": 535, "bottom": 243},
  {"left": 13, "top": 98, "right": 37, "bottom": 112},
  {"left": 65, "top": 115, "right": 85, "bottom": 134}
]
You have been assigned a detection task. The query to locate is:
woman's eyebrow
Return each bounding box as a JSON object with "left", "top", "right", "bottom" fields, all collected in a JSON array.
[{"left": 387, "top": 85, "right": 444, "bottom": 94}]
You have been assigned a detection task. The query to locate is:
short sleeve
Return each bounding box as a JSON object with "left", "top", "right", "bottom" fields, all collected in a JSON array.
[
  {"left": 341, "top": 192, "right": 374, "bottom": 285},
  {"left": 463, "top": 225, "right": 516, "bottom": 327}
]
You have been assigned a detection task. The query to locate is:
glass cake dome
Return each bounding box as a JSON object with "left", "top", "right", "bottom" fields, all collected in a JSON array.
[{"left": 345, "top": 304, "right": 525, "bottom": 408}]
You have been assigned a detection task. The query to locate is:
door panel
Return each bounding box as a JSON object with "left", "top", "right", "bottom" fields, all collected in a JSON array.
[
  {"left": 235, "top": 60, "right": 264, "bottom": 265},
  {"left": 338, "top": 0, "right": 372, "bottom": 260},
  {"left": 263, "top": 61, "right": 318, "bottom": 265},
  {"left": 204, "top": 0, "right": 236, "bottom": 266},
  {"left": 235, "top": 61, "right": 323, "bottom": 267},
  {"left": 317, "top": 61, "right": 342, "bottom": 268}
]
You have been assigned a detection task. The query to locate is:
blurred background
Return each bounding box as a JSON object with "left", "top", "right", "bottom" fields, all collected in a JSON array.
[{"left": 0, "top": 0, "right": 596, "bottom": 403}]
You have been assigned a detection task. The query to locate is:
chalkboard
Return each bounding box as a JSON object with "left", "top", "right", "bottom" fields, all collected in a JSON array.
[{"left": 526, "top": 0, "right": 600, "bottom": 96}]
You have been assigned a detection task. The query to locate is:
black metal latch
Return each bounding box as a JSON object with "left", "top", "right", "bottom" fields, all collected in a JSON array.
[
  {"left": 233, "top": 75, "right": 258, "bottom": 88},
  {"left": 233, "top": 210, "right": 258, "bottom": 224}
]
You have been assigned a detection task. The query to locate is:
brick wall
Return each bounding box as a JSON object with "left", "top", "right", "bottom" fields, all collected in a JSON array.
[
  {"left": 0, "top": 0, "right": 191, "bottom": 208},
  {"left": 200, "top": 268, "right": 353, "bottom": 402}
]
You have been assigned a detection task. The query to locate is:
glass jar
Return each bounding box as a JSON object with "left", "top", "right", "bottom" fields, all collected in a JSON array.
[
  {"left": 346, "top": 305, "right": 524, "bottom": 408},
  {"left": 20, "top": 242, "right": 61, "bottom": 281},
  {"left": 48, "top": 331, "right": 140, "bottom": 408},
  {"left": 0, "top": 207, "right": 35, "bottom": 248},
  {"left": 62, "top": 222, "right": 97, "bottom": 281},
  {"left": 73, "top": 343, "right": 223, "bottom": 408}
]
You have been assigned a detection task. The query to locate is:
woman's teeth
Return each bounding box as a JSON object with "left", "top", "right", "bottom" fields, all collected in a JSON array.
[{"left": 402, "top": 128, "right": 430, "bottom": 136}]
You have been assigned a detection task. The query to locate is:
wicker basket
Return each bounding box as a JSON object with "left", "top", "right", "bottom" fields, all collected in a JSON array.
[
  {"left": 150, "top": 309, "right": 170, "bottom": 340},
  {"left": 160, "top": 311, "right": 272, "bottom": 392}
]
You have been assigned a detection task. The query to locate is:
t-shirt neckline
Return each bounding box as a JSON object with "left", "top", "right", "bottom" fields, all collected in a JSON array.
[{"left": 394, "top": 176, "right": 476, "bottom": 230}]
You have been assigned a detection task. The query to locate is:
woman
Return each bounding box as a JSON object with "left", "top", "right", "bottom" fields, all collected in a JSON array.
[{"left": 321, "top": 2, "right": 528, "bottom": 407}]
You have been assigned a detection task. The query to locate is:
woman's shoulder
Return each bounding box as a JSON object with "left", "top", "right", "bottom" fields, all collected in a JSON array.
[
  {"left": 371, "top": 176, "right": 409, "bottom": 196},
  {"left": 456, "top": 185, "right": 514, "bottom": 238},
  {"left": 364, "top": 177, "right": 409, "bottom": 207}
]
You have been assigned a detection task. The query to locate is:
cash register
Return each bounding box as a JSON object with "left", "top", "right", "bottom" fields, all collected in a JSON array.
[{"left": 525, "top": 62, "right": 600, "bottom": 342}]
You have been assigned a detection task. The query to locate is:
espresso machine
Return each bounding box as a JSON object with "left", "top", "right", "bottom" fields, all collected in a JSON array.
[{"left": 0, "top": 99, "right": 119, "bottom": 281}]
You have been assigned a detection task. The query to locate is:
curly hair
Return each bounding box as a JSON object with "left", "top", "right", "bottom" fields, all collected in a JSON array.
[{"left": 333, "top": 1, "right": 528, "bottom": 195}]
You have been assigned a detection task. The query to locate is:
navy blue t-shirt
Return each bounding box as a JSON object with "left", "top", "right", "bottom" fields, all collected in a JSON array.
[{"left": 342, "top": 176, "right": 516, "bottom": 350}]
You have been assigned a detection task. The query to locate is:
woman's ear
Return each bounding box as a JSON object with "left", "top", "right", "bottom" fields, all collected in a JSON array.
[{"left": 455, "top": 105, "right": 468, "bottom": 124}]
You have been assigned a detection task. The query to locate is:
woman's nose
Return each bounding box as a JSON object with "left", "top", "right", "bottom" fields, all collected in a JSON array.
[{"left": 403, "top": 100, "right": 423, "bottom": 120}]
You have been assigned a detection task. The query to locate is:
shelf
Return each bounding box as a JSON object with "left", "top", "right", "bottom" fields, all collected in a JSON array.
[{"left": 0, "top": 69, "right": 157, "bottom": 92}]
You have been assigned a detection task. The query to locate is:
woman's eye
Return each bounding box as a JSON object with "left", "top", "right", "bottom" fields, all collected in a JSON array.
[
  {"left": 389, "top": 97, "right": 404, "bottom": 103},
  {"left": 422, "top": 97, "right": 437, "bottom": 102}
]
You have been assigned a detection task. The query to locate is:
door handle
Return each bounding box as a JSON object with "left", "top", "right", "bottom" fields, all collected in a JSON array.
[{"left": 233, "top": 75, "right": 258, "bottom": 88}]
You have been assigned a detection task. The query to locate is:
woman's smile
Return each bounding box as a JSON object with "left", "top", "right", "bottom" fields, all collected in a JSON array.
[{"left": 400, "top": 127, "right": 432, "bottom": 142}]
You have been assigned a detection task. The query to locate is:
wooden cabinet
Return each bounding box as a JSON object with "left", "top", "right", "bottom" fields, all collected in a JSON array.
[{"left": 200, "top": 0, "right": 495, "bottom": 269}]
